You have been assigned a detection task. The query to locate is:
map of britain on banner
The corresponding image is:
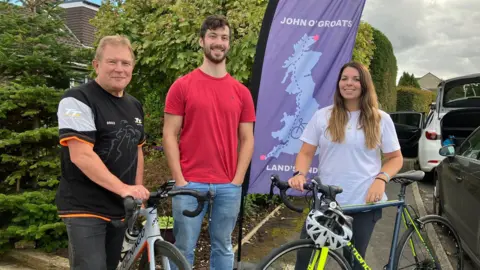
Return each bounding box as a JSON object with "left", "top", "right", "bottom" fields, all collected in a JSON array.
[
  {"left": 247, "top": 0, "right": 367, "bottom": 195},
  {"left": 265, "top": 33, "right": 322, "bottom": 159}
]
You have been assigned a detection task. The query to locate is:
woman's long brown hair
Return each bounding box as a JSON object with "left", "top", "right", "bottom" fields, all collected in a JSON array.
[{"left": 326, "top": 62, "right": 381, "bottom": 149}]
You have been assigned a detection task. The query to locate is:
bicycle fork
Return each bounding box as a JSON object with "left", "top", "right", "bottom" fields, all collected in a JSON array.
[{"left": 307, "top": 247, "right": 330, "bottom": 270}]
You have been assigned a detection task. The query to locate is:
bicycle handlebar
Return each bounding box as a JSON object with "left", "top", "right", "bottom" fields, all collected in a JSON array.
[
  {"left": 158, "top": 189, "right": 210, "bottom": 217},
  {"left": 270, "top": 174, "right": 343, "bottom": 213},
  {"left": 270, "top": 175, "right": 311, "bottom": 213},
  {"left": 112, "top": 188, "right": 211, "bottom": 230}
]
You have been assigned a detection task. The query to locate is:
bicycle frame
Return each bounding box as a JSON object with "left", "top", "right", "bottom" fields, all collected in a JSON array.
[
  {"left": 305, "top": 183, "right": 437, "bottom": 270},
  {"left": 116, "top": 206, "right": 169, "bottom": 270}
]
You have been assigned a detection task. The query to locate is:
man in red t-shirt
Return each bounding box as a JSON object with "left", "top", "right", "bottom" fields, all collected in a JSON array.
[{"left": 162, "top": 15, "right": 256, "bottom": 269}]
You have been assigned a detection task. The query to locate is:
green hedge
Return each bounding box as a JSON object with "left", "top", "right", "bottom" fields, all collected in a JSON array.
[
  {"left": 370, "top": 28, "right": 398, "bottom": 112},
  {"left": 0, "top": 190, "right": 67, "bottom": 253},
  {"left": 396, "top": 86, "right": 436, "bottom": 113}
]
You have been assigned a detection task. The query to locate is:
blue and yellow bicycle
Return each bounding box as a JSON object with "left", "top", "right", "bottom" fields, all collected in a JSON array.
[{"left": 256, "top": 171, "right": 464, "bottom": 269}]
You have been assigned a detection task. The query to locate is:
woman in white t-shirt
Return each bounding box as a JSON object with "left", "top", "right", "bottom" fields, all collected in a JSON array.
[{"left": 288, "top": 61, "right": 403, "bottom": 270}]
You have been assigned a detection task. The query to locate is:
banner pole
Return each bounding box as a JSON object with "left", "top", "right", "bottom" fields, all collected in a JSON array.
[{"left": 235, "top": 1, "right": 280, "bottom": 269}]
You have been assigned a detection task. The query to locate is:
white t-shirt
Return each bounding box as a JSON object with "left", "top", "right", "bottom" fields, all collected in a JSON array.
[{"left": 300, "top": 105, "right": 400, "bottom": 206}]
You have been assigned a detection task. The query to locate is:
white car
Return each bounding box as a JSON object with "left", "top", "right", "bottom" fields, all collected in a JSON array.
[{"left": 389, "top": 73, "right": 480, "bottom": 181}]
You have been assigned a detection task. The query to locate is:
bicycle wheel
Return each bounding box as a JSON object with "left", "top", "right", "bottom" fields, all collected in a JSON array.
[
  {"left": 394, "top": 215, "right": 463, "bottom": 269},
  {"left": 138, "top": 240, "right": 190, "bottom": 270},
  {"left": 257, "top": 239, "right": 351, "bottom": 270}
]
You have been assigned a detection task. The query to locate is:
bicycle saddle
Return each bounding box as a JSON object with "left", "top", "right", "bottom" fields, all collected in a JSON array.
[{"left": 391, "top": 170, "right": 425, "bottom": 185}]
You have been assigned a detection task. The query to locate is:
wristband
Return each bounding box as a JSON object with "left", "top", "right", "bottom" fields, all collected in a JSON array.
[
  {"left": 293, "top": 170, "right": 305, "bottom": 177},
  {"left": 377, "top": 171, "right": 390, "bottom": 182},
  {"left": 375, "top": 177, "right": 387, "bottom": 184}
]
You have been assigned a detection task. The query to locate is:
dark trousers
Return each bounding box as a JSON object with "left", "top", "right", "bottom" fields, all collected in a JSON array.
[
  {"left": 63, "top": 217, "right": 126, "bottom": 270},
  {"left": 296, "top": 209, "right": 382, "bottom": 270}
]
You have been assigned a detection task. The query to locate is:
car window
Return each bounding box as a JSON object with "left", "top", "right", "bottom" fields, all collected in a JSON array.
[
  {"left": 458, "top": 129, "right": 480, "bottom": 160},
  {"left": 424, "top": 111, "right": 434, "bottom": 128},
  {"left": 390, "top": 113, "right": 422, "bottom": 128},
  {"left": 443, "top": 81, "right": 480, "bottom": 107}
]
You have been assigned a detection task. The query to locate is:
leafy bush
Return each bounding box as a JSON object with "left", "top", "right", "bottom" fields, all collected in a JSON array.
[
  {"left": 242, "top": 193, "right": 282, "bottom": 217},
  {"left": 0, "top": 2, "right": 90, "bottom": 254},
  {"left": 0, "top": 84, "right": 62, "bottom": 192},
  {"left": 0, "top": 190, "right": 67, "bottom": 253},
  {"left": 352, "top": 21, "right": 376, "bottom": 68},
  {"left": 91, "top": 0, "right": 270, "bottom": 140},
  {"left": 143, "top": 91, "right": 165, "bottom": 144},
  {"left": 396, "top": 86, "right": 436, "bottom": 113},
  {"left": 92, "top": 1, "right": 379, "bottom": 140},
  {"left": 370, "top": 28, "right": 398, "bottom": 112}
]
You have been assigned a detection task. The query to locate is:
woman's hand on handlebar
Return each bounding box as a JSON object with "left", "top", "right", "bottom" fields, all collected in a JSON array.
[{"left": 288, "top": 174, "right": 307, "bottom": 192}]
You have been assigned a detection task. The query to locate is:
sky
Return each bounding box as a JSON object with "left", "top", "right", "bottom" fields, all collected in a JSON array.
[
  {"left": 85, "top": 0, "right": 478, "bottom": 81},
  {"left": 361, "top": 0, "right": 480, "bottom": 81}
]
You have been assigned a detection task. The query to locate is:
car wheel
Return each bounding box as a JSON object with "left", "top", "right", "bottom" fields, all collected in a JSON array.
[
  {"left": 433, "top": 172, "right": 442, "bottom": 216},
  {"left": 423, "top": 170, "right": 434, "bottom": 182}
]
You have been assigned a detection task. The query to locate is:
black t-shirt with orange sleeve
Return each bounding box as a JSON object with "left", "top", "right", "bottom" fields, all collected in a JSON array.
[{"left": 56, "top": 80, "right": 146, "bottom": 220}]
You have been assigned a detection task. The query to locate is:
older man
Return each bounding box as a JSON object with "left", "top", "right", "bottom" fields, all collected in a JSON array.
[{"left": 56, "top": 35, "right": 150, "bottom": 270}]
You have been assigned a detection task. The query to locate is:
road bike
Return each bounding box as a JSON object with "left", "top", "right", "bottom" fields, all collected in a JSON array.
[
  {"left": 111, "top": 180, "right": 212, "bottom": 270},
  {"left": 256, "top": 170, "right": 464, "bottom": 269}
]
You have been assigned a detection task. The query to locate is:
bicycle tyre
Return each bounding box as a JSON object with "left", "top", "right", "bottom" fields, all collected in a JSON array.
[
  {"left": 257, "top": 238, "right": 351, "bottom": 270},
  {"left": 138, "top": 240, "right": 191, "bottom": 270},
  {"left": 394, "top": 214, "right": 463, "bottom": 269}
]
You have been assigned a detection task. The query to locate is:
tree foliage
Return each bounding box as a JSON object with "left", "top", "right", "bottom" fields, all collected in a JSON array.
[
  {"left": 0, "top": 190, "right": 67, "bottom": 253},
  {"left": 369, "top": 27, "right": 398, "bottom": 112},
  {"left": 92, "top": 0, "right": 379, "bottom": 140},
  {"left": 352, "top": 21, "right": 375, "bottom": 68},
  {"left": 398, "top": 71, "right": 421, "bottom": 88},
  {"left": 91, "top": 0, "right": 269, "bottom": 141},
  {"left": 0, "top": 84, "right": 62, "bottom": 192},
  {"left": 0, "top": 2, "right": 90, "bottom": 88},
  {"left": 0, "top": 1, "right": 91, "bottom": 252},
  {"left": 0, "top": 2, "right": 90, "bottom": 193}
]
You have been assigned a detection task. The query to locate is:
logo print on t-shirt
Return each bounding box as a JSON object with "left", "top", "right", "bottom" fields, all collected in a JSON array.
[
  {"left": 64, "top": 108, "right": 82, "bottom": 117},
  {"left": 98, "top": 120, "right": 142, "bottom": 178}
]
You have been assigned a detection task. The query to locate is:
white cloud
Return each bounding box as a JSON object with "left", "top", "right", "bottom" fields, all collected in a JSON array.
[{"left": 361, "top": 0, "right": 480, "bottom": 82}]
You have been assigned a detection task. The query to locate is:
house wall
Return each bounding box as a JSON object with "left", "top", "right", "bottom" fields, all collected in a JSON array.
[
  {"left": 62, "top": 7, "right": 97, "bottom": 47},
  {"left": 418, "top": 74, "right": 442, "bottom": 91}
]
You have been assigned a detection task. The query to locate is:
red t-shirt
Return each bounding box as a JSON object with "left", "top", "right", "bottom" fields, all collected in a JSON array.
[{"left": 164, "top": 68, "right": 256, "bottom": 184}]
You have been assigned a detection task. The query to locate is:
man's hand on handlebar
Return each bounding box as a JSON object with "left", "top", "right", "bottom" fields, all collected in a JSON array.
[
  {"left": 120, "top": 184, "right": 150, "bottom": 200},
  {"left": 288, "top": 174, "right": 307, "bottom": 192}
]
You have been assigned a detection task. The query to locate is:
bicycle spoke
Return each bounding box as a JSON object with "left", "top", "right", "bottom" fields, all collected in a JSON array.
[
  {"left": 258, "top": 240, "right": 350, "bottom": 270},
  {"left": 395, "top": 216, "right": 463, "bottom": 270}
]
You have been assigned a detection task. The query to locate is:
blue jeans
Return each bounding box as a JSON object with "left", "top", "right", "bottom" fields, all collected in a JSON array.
[{"left": 170, "top": 181, "right": 242, "bottom": 270}]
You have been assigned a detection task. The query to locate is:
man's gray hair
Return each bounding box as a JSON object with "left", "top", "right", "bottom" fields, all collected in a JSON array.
[{"left": 95, "top": 35, "right": 135, "bottom": 64}]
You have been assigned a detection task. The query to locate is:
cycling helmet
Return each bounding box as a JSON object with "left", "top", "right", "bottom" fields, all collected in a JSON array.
[{"left": 305, "top": 206, "right": 353, "bottom": 250}]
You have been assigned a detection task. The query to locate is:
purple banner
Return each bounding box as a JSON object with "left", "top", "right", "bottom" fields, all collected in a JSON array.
[{"left": 247, "top": 0, "right": 367, "bottom": 194}]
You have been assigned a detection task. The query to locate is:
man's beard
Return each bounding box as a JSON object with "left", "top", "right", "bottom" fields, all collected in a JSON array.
[{"left": 203, "top": 45, "right": 228, "bottom": 64}]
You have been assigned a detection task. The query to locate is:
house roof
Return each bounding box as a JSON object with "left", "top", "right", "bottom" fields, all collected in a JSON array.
[
  {"left": 60, "top": 0, "right": 100, "bottom": 11},
  {"left": 59, "top": 24, "right": 88, "bottom": 48},
  {"left": 417, "top": 72, "right": 442, "bottom": 81}
]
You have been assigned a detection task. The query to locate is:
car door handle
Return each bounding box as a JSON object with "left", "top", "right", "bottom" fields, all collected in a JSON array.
[{"left": 455, "top": 176, "right": 463, "bottom": 182}]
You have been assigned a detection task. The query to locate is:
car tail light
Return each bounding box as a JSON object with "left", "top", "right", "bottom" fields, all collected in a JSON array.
[{"left": 425, "top": 130, "right": 438, "bottom": 140}]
